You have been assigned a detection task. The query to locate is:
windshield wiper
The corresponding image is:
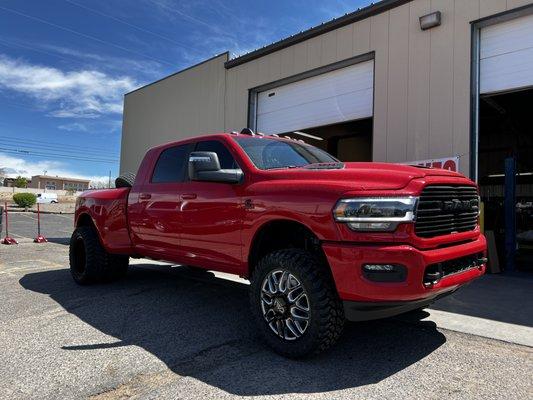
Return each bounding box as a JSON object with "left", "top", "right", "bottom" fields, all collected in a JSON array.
[
  {"left": 265, "top": 165, "right": 300, "bottom": 170},
  {"left": 303, "top": 162, "right": 344, "bottom": 170}
]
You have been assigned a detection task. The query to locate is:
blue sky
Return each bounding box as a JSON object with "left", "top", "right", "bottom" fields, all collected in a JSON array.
[{"left": 0, "top": 0, "right": 373, "bottom": 184}]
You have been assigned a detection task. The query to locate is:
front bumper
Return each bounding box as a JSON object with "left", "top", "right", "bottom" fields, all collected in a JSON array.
[
  {"left": 322, "top": 235, "right": 486, "bottom": 315},
  {"left": 342, "top": 288, "right": 458, "bottom": 321}
]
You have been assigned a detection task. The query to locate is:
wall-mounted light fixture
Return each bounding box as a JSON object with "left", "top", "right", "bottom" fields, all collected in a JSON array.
[{"left": 419, "top": 11, "right": 441, "bottom": 31}]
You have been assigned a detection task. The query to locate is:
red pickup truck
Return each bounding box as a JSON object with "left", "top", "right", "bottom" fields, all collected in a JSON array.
[{"left": 70, "top": 130, "right": 486, "bottom": 357}]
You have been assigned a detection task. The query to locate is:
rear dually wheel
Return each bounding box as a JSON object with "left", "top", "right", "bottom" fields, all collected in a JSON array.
[{"left": 69, "top": 226, "right": 129, "bottom": 284}]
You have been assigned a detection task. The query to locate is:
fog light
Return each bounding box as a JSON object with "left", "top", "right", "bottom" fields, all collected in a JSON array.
[
  {"left": 362, "top": 264, "right": 407, "bottom": 282},
  {"left": 347, "top": 222, "right": 397, "bottom": 231},
  {"left": 364, "top": 264, "right": 396, "bottom": 271}
]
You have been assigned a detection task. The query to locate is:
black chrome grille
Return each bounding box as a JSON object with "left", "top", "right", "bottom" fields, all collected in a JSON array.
[{"left": 415, "top": 185, "right": 479, "bottom": 238}]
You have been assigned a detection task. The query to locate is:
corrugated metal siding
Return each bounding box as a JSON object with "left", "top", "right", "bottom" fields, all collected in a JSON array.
[
  {"left": 224, "top": 0, "right": 533, "bottom": 176},
  {"left": 121, "top": 0, "right": 533, "bottom": 175},
  {"left": 120, "top": 54, "right": 227, "bottom": 173}
]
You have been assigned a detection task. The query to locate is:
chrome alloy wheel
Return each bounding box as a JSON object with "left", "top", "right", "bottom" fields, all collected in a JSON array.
[{"left": 260, "top": 269, "right": 310, "bottom": 340}]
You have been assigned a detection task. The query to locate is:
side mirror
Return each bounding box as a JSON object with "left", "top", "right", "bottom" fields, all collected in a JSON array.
[{"left": 188, "top": 152, "right": 243, "bottom": 184}]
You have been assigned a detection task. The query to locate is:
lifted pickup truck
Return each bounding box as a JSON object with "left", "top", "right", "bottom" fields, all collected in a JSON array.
[{"left": 70, "top": 130, "right": 486, "bottom": 357}]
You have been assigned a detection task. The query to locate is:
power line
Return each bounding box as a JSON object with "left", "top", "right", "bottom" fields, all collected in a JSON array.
[
  {"left": 0, "top": 142, "right": 118, "bottom": 158},
  {"left": 0, "top": 145, "right": 118, "bottom": 161},
  {"left": 0, "top": 135, "right": 119, "bottom": 154},
  {"left": 147, "top": 0, "right": 231, "bottom": 39},
  {"left": 0, "top": 37, "right": 89, "bottom": 68},
  {"left": 0, "top": 5, "right": 177, "bottom": 67},
  {"left": 1, "top": 138, "right": 119, "bottom": 155},
  {"left": 0, "top": 147, "right": 119, "bottom": 164},
  {"left": 63, "top": 0, "right": 203, "bottom": 55}
]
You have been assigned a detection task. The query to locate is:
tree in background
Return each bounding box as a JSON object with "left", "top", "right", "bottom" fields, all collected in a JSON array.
[
  {"left": 13, "top": 176, "right": 28, "bottom": 188},
  {"left": 13, "top": 193, "right": 36, "bottom": 210},
  {"left": 90, "top": 179, "right": 116, "bottom": 189}
]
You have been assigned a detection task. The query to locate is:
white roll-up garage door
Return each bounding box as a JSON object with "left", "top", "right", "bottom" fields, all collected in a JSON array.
[
  {"left": 480, "top": 13, "right": 533, "bottom": 95},
  {"left": 255, "top": 60, "right": 374, "bottom": 134}
]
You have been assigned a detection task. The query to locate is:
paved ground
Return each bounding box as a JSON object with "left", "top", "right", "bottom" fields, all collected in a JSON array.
[
  {"left": 0, "top": 214, "right": 532, "bottom": 399},
  {"left": 2, "top": 211, "right": 74, "bottom": 244}
]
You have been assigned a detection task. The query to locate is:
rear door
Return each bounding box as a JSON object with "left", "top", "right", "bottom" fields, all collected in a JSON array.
[
  {"left": 129, "top": 143, "right": 193, "bottom": 258},
  {"left": 178, "top": 139, "right": 244, "bottom": 272}
]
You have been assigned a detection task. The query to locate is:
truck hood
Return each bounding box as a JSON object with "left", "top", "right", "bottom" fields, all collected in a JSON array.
[{"left": 264, "top": 162, "right": 465, "bottom": 190}]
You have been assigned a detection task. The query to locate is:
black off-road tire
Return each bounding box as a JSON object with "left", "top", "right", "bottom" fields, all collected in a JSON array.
[
  {"left": 69, "top": 226, "right": 129, "bottom": 284},
  {"left": 69, "top": 226, "right": 106, "bottom": 285},
  {"left": 115, "top": 172, "right": 136, "bottom": 188},
  {"left": 106, "top": 254, "right": 129, "bottom": 281},
  {"left": 249, "top": 249, "right": 345, "bottom": 358}
]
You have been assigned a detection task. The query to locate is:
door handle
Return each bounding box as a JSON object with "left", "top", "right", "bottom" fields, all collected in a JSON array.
[
  {"left": 181, "top": 193, "right": 197, "bottom": 200},
  {"left": 139, "top": 193, "right": 151, "bottom": 200}
]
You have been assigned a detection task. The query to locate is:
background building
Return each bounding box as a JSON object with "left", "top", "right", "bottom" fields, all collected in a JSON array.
[
  {"left": 2, "top": 177, "right": 31, "bottom": 188},
  {"left": 28, "top": 175, "right": 90, "bottom": 191},
  {"left": 121, "top": 0, "right": 533, "bottom": 270}
]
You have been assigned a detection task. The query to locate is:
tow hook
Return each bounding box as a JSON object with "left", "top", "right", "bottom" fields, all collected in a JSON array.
[
  {"left": 475, "top": 257, "right": 488, "bottom": 269},
  {"left": 425, "top": 271, "right": 442, "bottom": 283}
]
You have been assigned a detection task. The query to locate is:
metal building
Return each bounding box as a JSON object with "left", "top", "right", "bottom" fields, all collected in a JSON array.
[{"left": 121, "top": 0, "right": 533, "bottom": 267}]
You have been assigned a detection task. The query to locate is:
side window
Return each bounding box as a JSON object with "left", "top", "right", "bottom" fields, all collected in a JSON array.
[
  {"left": 195, "top": 140, "right": 238, "bottom": 169},
  {"left": 151, "top": 145, "right": 189, "bottom": 183}
]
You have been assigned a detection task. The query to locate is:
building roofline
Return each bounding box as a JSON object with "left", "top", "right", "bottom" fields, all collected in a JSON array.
[
  {"left": 31, "top": 175, "right": 90, "bottom": 183},
  {"left": 125, "top": 52, "right": 229, "bottom": 96},
  {"left": 225, "top": 0, "right": 411, "bottom": 69}
]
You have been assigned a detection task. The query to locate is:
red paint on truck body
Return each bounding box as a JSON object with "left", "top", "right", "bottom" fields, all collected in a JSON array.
[{"left": 75, "top": 133, "right": 486, "bottom": 305}]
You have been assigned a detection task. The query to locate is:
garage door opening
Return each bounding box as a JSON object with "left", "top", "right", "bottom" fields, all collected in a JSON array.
[
  {"left": 250, "top": 55, "right": 375, "bottom": 162},
  {"left": 475, "top": 9, "right": 533, "bottom": 272},
  {"left": 478, "top": 88, "right": 533, "bottom": 271},
  {"left": 279, "top": 117, "right": 372, "bottom": 161}
]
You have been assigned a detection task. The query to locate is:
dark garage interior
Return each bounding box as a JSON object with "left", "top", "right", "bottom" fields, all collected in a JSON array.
[
  {"left": 478, "top": 88, "right": 533, "bottom": 271},
  {"left": 282, "top": 118, "right": 373, "bottom": 162}
]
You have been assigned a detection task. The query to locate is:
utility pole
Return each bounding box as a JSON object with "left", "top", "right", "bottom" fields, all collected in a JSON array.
[{"left": 108, "top": 170, "right": 111, "bottom": 189}]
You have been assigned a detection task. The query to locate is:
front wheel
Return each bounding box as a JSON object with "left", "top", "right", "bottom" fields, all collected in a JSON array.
[{"left": 249, "top": 249, "right": 345, "bottom": 358}]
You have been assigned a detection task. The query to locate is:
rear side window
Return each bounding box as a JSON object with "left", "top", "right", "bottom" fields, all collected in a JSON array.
[
  {"left": 151, "top": 145, "right": 190, "bottom": 183},
  {"left": 195, "top": 140, "right": 238, "bottom": 169}
]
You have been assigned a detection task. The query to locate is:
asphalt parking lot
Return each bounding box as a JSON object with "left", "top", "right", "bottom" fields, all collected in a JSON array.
[
  {"left": 0, "top": 213, "right": 532, "bottom": 399},
  {"left": 3, "top": 211, "right": 74, "bottom": 245}
]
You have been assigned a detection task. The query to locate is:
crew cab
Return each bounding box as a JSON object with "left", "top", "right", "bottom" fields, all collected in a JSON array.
[{"left": 70, "top": 130, "right": 486, "bottom": 357}]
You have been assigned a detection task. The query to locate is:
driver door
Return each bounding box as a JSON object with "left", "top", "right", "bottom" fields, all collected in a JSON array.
[{"left": 178, "top": 139, "right": 245, "bottom": 273}]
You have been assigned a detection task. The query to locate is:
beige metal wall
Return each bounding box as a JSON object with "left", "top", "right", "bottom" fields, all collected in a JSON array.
[
  {"left": 223, "top": 0, "right": 532, "bottom": 176},
  {"left": 120, "top": 53, "right": 228, "bottom": 173},
  {"left": 121, "top": 0, "right": 533, "bottom": 175}
]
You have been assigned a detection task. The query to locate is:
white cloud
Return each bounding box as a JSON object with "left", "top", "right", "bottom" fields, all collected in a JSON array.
[
  {"left": 0, "top": 152, "right": 109, "bottom": 185},
  {"left": 0, "top": 54, "right": 138, "bottom": 118},
  {"left": 58, "top": 122, "right": 88, "bottom": 132},
  {"left": 38, "top": 44, "right": 165, "bottom": 79}
]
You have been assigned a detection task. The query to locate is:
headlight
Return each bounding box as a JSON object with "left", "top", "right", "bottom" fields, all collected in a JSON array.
[{"left": 333, "top": 197, "right": 418, "bottom": 231}]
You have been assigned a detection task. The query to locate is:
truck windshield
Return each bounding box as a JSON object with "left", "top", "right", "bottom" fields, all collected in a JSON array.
[{"left": 233, "top": 136, "right": 338, "bottom": 170}]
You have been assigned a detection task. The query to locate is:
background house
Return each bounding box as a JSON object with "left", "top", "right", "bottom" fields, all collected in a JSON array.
[{"left": 28, "top": 175, "right": 90, "bottom": 191}]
